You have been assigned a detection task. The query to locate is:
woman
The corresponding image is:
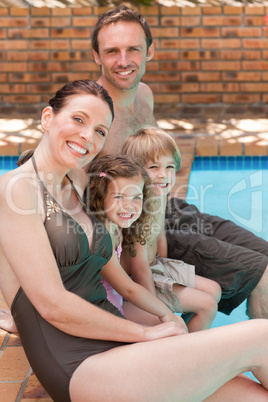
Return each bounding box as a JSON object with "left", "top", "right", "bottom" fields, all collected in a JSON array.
[{"left": 0, "top": 79, "right": 268, "bottom": 402}]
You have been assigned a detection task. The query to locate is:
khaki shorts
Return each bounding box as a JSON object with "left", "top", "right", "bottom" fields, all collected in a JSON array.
[{"left": 151, "top": 257, "right": 195, "bottom": 314}]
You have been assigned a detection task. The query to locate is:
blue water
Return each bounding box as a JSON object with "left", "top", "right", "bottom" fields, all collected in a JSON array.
[{"left": 186, "top": 156, "right": 268, "bottom": 380}]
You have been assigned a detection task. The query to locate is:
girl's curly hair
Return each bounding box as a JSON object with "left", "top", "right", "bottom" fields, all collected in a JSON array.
[{"left": 85, "top": 154, "right": 155, "bottom": 257}]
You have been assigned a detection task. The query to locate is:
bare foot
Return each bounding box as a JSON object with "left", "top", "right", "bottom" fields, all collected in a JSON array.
[{"left": 0, "top": 309, "right": 18, "bottom": 332}]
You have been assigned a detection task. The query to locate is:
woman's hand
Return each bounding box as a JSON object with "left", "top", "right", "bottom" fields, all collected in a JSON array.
[{"left": 159, "top": 311, "right": 188, "bottom": 334}]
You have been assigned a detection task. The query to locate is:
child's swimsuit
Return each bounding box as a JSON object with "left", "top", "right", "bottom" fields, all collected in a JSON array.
[
  {"left": 11, "top": 156, "right": 126, "bottom": 402},
  {"left": 102, "top": 229, "right": 124, "bottom": 315}
]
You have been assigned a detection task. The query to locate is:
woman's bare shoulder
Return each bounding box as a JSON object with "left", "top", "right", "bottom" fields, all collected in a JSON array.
[
  {"left": 68, "top": 168, "right": 87, "bottom": 196},
  {"left": 0, "top": 165, "right": 38, "bottom": 210}
]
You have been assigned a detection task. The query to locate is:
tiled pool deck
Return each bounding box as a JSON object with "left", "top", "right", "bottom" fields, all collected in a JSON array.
[{"left": 1, "top": 109, "right": 268, "bottom": 401}]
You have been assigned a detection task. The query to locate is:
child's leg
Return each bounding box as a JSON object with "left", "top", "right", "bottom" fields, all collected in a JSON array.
[
  {"left": 195, "top": 275, "right": 222, "bottom": 303},
  {"left": 173, "top": 284, "right": 218, "bottom": 332}
]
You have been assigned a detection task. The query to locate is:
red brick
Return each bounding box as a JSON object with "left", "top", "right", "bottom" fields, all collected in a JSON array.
[
  {"left": 0, "top": 83, "right": 26, "bottom": 92},
  {"left": 151, "top": 27, "right": 179, "bottom": 38},
  {"left": 52, "top": 72, "right": 90, "bottom": 83},
  {"left": 201, "top": 38, "right": 241, "bottom": 48},
  {"left": 243, "top": 38, "right": 268, "bottom": 48},
  {"left": 223, "top": 6, "right": 244, "bottom": 15},
  {"left": 153, "top": 50, "right": 179, "bottom": 61},
  {"left": 9, "top": 72, "right": 50, "bottom": 82},
  {"left": 93, "top": 6, "right": 117, "bottom": 16},
  {"left": 201, "top": 82, "right": 239, "bottom": 92},
  {"left": 220, "top": 50, "right": 260, "bottom": 60},
  {"left": 0, "top": 63, "right": 27, "bottom": 72},
  {"left": 160, "top": 6, "right": 180, "bottom": 15},
  {"left": 72, "top": 7, "right": 93, "bottom": 16},
  {"left": 0, "top": 347, "right": 29, "bottom": 381},
  {"left": 202, "top": 61, "right": 240, "bottom": 71},
  {"left": 182, "top": 93, "right": 220, "bottom": 103},
  {"left": 162, "top": 82, "right": 199, "bottom": 93},
  {"left": 262, "top": 51, "right": 268, "bottom": 59},
  {"left": 223, "top": 71, "right": 261, "bottom": 81},
  {"left": 29, "top": 62, "right": 70, "bottom": 72},
  {"left": 160, "top": 39, "right": 181, "bottom": 49},
  {"left": 202, "top": 7, "right": 222, "bottom": 15},
  {"left": 73, "top": 16, "right": 98, "bottom": 27},
  {"left": 50, "top": 17, "right": 72, "bottom": 28},
  {"left": 0, "top": 8, "right": 8, "bottom": 16},
  {"left": 146, "top": 62, "right": 159, "bottom": 72},
  {"left": 143, "top": 17, "right": 158, "bottom": 27},
  {"left": 161, "top": 61, "right": 199, "bottom": 71},
  {"left": 0, "top": 40, "right": 27, "bottom": 50},
  {"left": 140, "top": 6, "right": 159, "bottom": 16},
  {"left": 8, "top": 28, "right": 28, "bottom": 39},
  {"left": 203, "top": 16, "right": 242, "bottom": 26},
  {"left": 144, "top": 72, "right": 180, "bottom": 82},
  {"left": 7, "top": 51, "right": 28, "bottom": 61},
  {"left": 182, "top": 72, "right": 220, "bottom": 82},
  {"left": 52, "top": 8, "right": 71, "bottom": 16},
  {"left": 3, "top": 94, "right": 42, "bottom": 103},
  {"left": 179, "top": 39, "right": 200, "bottom": 49},
  {"left": 31, "top": 8, "right": 51, "bottom": 16},
  {"left": 71, "top": 39, "right": 91, "bottom": 50},
  {"left": 29, "top": 40, "right": 50, "bottom": 50},
  {"left": 71, "top": 61, "right": 97, "bottom": 72},
  {"left": 181, "top": 16, "right": 201, "bottom": 26},
  {"left": 51, "top": 28, "right": 90, "bottom": 39},
  {"left": 181, "top": 7, "right": 201, "bottom": 15},
  {"left": 161, "top": 16, "right": 180, "bottom": 26},
  {"left": 245, "top": 16, "right": 266, "bottom": 26},
  {"left": 0, "top": 17, "right": 10, "bottom": 27},
  {"left": 154, "top": 94, "right": 180, "bottom": 103},
  {"left": 245, "top": 5, "right": 265, "bottom": 15},
  {"left": 0, "top": 73, "right": 7, "bottom": 82},
  {"left": 181, "top": 27, "right": 219, "bottom": 38},
  {"left": 262, "top": 94, "right": 268, "bottom": 102},
  {"left": 147, "top": 83, "right": 160, "bottom": 93},
  {"left": 262, "top": 72, "right": 268, "bottom": 80},
  {"left": 222, "top": 27, "right": 261, "bottom": 37},
  {"left": 0, "top": 383, "right": 21, "bottom": 402},
  {"left": 10, "top": 7, "right": 29, "bottom": 16},
  {"left": 31, "top": 17, "right": 50, "bottom": 28},
  {"left": 222, "top": 93, "right": 261, "bottom": 103},
  {"left": 241, "top": 82, "right": 268, "bottom": 92},
  {"left": 180, "top": 50, "right": 219, "bottom": 60},
  {"left": 243, "top": 60, "right": 268, "bottom": 70},
  {"left": 0, "top": 29, "right": 7, "bottom": 38},
  {"left": 51, "top": 51, "right": 88, "bottom": 62}
]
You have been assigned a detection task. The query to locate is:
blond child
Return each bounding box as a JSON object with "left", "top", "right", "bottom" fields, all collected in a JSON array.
[{"left": 122, "top": 127, "right": 222, "bottom": 332}]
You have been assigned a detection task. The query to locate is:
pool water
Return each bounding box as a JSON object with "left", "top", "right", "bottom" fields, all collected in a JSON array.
[{"left": 186, "top": 156, "right": 268, "bottom": 380}]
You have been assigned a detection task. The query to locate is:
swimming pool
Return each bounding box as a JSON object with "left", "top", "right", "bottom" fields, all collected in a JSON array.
[{"left": 187, "top": 156, "right": 268, "bottom": 380}]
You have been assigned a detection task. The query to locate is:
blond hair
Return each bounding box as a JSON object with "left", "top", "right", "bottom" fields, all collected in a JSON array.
[{"left": 121, "top": 126, "right": 181, "bottom": 171}]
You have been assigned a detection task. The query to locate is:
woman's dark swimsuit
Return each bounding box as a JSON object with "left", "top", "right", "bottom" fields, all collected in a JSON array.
[{"left": 11, "top": 156, "right": 125, "bottom": 402}]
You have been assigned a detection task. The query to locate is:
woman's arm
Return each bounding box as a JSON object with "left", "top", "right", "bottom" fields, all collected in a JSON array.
[
  {"left": 102, "top": 252, "right": 187, "bottom": 333},
  {"left": 0, "top": 172, "right": 183, "bottom": 343}
]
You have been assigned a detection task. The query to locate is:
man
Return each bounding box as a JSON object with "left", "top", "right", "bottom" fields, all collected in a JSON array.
[
  {"left": 91, "top": 6, "right": 156, "bottom": 156},
  {"left": 90, "top": 5, "right": 268, "bottom": 319}
]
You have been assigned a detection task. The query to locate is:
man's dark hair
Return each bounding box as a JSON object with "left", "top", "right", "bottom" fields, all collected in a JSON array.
[{"left": 92, "top": 6, "right": 153, "bottom": 54}]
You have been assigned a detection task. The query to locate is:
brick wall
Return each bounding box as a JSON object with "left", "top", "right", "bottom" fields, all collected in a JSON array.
[{"left": 0, "top": 4, "right": 268, "bottom": 116}]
